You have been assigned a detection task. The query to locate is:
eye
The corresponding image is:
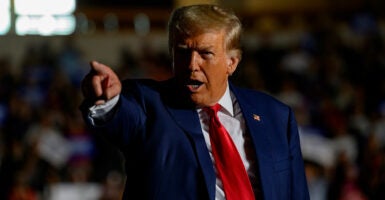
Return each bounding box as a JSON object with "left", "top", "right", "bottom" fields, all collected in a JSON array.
[{"left": 199, "top": 50, "right": 213, "bottom": 59}]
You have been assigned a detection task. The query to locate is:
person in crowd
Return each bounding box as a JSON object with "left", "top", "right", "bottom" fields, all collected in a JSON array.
[{"left": 80, "top": 4, "right": 309, "bottom": 200}]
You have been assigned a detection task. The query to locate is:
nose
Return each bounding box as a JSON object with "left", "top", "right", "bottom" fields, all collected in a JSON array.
[{"left": 188, "top": 51, "right": 200, "bottom": 72}]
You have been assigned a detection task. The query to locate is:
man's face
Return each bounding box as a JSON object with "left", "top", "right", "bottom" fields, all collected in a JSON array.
[{"left": 173, "top": 30, "right": 238, "bottom": 107}]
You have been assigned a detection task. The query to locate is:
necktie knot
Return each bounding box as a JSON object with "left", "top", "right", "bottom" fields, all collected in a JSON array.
[
  {"left": 206, "top": 103, "right": 221, "bottom": 116},
  {"left": 205, "top": 104, "right": 223, "bottom": 127}
]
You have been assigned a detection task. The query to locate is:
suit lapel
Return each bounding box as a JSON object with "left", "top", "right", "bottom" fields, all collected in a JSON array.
[
  {"left": 165, "top": 105, "right": 216, "bottom": 200},
  {"left": 238, "top": 101, "right": 273, "bottom": 161},
  {"left": 158, "top": 79, "right": 216, "bottom": 200},
  {"left": 231, "top": 85, "right": 275, "bottom": 198},
  {"left": 230, "top": 84, "right": 273, "bottom": 160}
]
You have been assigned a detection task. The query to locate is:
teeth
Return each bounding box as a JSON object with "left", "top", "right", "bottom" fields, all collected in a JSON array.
[{"left": 192, "top": 85, "right": 199, "bottom": 89}]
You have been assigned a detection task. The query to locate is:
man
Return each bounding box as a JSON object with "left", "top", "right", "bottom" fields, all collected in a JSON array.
[{"left": 80, "top": 4, "right": 310, "bottom": 200}]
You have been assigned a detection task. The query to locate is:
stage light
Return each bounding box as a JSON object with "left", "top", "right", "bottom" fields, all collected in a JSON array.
[
  {"left": 14, "top": 0, "right": 76, "bottom": 15},
  {"left": 0, "top": 0, "right": 11, "bottom": 35},
  {"left": 14, "top": 0, "right": 76, "bottom": 36},
  {"left": 16, "top": 15, "right": 76, "bottom": 36}
]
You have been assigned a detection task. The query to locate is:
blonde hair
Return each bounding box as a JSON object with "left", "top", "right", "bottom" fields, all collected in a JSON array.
[{"left": 168, "top": 4, "right": 242, "bottom": 59}]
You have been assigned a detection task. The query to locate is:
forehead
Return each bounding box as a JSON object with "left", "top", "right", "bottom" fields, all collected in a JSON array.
[{"left": 175, "top": 30, "right": 226, "bottom": 48}]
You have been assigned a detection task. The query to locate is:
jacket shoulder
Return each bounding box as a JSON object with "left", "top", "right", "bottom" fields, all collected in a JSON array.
[{"left": 233, "top": 86, "right": 289, "bottom": 109}]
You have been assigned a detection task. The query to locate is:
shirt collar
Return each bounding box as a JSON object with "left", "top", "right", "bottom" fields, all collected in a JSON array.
[{"left": 217, "top": 84, "right": 234, "bottom": 117}]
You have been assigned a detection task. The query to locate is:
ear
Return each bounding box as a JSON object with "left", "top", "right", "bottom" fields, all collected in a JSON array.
[{"left": 226, "top": 51, "right": 240, "bottom": 75}]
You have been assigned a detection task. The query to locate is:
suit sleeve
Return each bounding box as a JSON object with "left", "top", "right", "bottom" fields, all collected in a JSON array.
[{"left": 80, "top": 90, "right": 146, "bottom": 150}]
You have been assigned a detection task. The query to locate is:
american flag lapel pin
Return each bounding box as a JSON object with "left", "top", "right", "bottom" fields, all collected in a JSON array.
[{"left": 253, "top": 114, "right": 261, "bottom": 121}]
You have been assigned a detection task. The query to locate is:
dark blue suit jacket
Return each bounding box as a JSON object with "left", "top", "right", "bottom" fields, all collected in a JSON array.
[{"left": 82, "top": 78, "right": 309, "bottom": 200}]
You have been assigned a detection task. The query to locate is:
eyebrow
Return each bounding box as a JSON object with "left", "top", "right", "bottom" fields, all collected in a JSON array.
[
  {"left": 176, "top": 44, "right": 214, "bottom": 50},
  {"left": 176, "top": 44, "right": 188, "bottom": 49}
]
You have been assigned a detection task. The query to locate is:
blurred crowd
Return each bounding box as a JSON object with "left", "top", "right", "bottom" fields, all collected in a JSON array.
[{"left": 0, "top": 10, "right": 385, "bottom": 200}]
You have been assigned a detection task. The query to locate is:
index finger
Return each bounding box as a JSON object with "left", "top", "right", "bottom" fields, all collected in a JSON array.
[{"left": 90, "top": 61, "right": 111, "bottom": 76}]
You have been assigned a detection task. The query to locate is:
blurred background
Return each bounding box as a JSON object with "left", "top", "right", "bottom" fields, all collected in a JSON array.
[{"left": 0, "top": 0, "right": 385, "bottom": 199}]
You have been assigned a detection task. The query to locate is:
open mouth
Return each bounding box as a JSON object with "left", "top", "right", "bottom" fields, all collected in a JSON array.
[{"left": 186, "top": 80, "right": 203, "bottom": 91}]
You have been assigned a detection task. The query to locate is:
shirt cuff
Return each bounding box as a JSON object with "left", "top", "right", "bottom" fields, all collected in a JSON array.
[{"left": 89, "top": 95, "right": 120, "bottom": 120}]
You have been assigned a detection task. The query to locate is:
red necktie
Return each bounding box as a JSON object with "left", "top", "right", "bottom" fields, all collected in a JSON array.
[{"left": 206, "top": 104, "right": 255, "bottom": 200}]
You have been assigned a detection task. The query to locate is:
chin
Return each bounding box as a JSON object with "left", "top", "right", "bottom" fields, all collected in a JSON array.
[
  {"left": 189, "top": 94, "right": 204, "bottom": 107},
  {"left": 190, "top": 95, "right": 213, "bottom": 108}
]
